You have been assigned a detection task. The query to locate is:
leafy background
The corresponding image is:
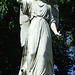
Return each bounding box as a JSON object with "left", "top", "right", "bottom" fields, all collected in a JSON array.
[{"left": 0, "top": 0, "right": 75, "bottom": 75}]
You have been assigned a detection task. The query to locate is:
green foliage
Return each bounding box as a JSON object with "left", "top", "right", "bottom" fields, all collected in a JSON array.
[
  {"left": 0, "top": 0, "right": 8, "bottom": 16},
  {"left": 73, "top": 73, "right": 75, "bottom": 75},
  {"left": 0, "top": 70, "right": 2, "bottom": 75},
  {"left": 58, "top": 0, "right": 70, "bottom": 4},
  {"left": 52, "top": 32, "right": 73, "bottom": 74},
  {"left": 0, "top": 0, "right": 21, "bottom": 75},
  {"left": 52, "top": 0, "right": 74, "bottom": 74}
]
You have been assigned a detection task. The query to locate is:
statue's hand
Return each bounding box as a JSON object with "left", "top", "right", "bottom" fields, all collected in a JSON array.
[
  {"left": 55, "top": 31, "right": 61, "bottom": 39},
  {"left": 50, "top": 23, "right": 61, "bottom": 38},
  {"left": 55, "top": 31, "right": 61, "bottom": 36}
]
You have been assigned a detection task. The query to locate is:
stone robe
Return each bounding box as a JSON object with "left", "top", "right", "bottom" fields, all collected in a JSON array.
[{"left": 18, "top": 0, "right": 59, "bottom": 75}]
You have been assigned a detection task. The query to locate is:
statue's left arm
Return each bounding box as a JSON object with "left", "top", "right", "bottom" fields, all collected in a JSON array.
[{"left": 50, "top": 5, "right": 61, "bottom": 36}]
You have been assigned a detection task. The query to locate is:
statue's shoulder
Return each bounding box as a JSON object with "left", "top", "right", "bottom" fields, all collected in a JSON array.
[{"left": 36, "top": 1, "right": 45, "bottom": 6}]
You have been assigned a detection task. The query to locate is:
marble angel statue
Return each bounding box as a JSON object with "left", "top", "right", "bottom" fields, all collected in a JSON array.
[{"left": 17, "top": 0, "right": 61, "bottom": 75}]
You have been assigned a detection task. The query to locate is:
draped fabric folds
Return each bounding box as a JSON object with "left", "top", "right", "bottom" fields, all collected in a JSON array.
[{"left": 18, "top": 0, "right": 59, "bottom": 75}]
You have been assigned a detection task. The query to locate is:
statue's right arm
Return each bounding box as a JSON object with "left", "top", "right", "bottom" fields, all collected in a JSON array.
[{"left": 17, "top": 0, "right": 23, "bottom": 4}]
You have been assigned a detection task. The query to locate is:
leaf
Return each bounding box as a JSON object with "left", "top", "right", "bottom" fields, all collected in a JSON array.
[{"left": 0, "top": 2, "right": 2, "bottom": 4}]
